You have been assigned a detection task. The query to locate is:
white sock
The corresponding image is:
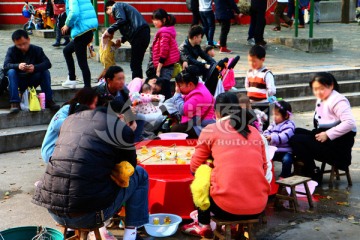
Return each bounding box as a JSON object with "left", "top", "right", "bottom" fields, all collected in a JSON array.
[{"left": 123, "top": 227, "right": 137, "bottom": 240}]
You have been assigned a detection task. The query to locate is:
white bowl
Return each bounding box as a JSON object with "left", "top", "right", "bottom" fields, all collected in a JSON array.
[
  {"left": 286, "top": 180, "right": 318, "bottom": 197},
  {"left": 158, "top": 132, "right": 188, "bottom": 140},
  {"left": 144, "top": 213, "right": 182, "bottom": 237}
]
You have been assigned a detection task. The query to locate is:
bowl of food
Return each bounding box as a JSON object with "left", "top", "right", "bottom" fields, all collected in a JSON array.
[
  {"left": 144, "top": 213, "right": 182, "bottom": 237},
  {"left": 158, "top": 132, "right": 188, "bottom": 140}
]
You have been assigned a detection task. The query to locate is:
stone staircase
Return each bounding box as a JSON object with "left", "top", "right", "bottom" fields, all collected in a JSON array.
[{"left": 0, "top": 68, "right": 360, "bottom": 153}]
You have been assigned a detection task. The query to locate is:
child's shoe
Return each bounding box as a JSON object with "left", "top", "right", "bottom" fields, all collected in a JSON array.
[
  {"left": 181, "top": 222, "right": 213, "bottom": 238},
  {"left": 219, "top": 47, "right": 232, "bottom": 54}
]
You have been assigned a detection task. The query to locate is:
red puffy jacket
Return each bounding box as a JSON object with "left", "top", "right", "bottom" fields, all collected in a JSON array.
[{"left": 152, "top": 26, "right": 180, "bottom": 67}]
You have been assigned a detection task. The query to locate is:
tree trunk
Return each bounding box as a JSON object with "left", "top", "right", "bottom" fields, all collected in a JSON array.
[{"left": 341, "top": 0, "right": 350, "bottom": 23}]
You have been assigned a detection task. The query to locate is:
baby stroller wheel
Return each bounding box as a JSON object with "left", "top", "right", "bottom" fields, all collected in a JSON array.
[{"left": 23, "top": 22, "right": 35, "bottom": 34}]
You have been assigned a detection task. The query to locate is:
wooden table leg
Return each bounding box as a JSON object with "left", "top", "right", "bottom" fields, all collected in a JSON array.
[
  {"left": 290, "top": 186, "right": 299, "bottom": 212},
  {"left": 303, "top": 182, "right": 314, "bottom": 208}
]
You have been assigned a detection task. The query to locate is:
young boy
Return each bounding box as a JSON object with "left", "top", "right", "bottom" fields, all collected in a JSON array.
[
  {"left": 273, "top": 0, "right": 293, "bottom": 31},
  {"left": 179, "top": 25, "right": 216, "bottom": 78},
  {"left": 245, "top": 45, "right": 276, "bottom": 103},
  {"left": 204, "top": 45, "right": 216, "bottom": 58}
]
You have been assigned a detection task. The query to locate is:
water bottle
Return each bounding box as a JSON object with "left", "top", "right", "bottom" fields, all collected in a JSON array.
[{"left": 38, "top": 92, "right": 46, "bottom": 110}]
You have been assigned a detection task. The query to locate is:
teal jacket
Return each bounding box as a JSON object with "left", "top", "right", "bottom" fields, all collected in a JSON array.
[{"left": 65, "top": 0, "right": 98, "bottom": 39}]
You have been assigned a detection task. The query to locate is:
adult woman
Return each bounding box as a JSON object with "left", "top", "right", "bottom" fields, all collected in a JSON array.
[
  {"left": 61, "top": 0, "right": 98, "bottom": 88},
  {"left": 182, "top": 92, "right": 270, "bottom": 238},
  {"left": 41, "top": 88, "right": 98, "bottom": 163},
  {"left": 168, "top": 66, "right": 216, "bottom": 138},
  {"left": 290, "top": 73, "right": 357, "bottom": 183}
]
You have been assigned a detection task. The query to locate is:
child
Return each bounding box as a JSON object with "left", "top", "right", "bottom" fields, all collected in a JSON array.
[
  {"left": 99, "top": 34, "right": 120, "bottom": 69},
  {"left": 204, "top": 45, "right": 216, "bottom": 58},
  {"left": 199, "top": 0, "right": 216, "bottom": 46},
  {"left": 245, "top": 45, "right": 276, "bottom": 103},
  {"left": 238, "top": 93, "right": 268, "bottom": 133},
  {"left": 263, "top": 100, "right": 295, "bottom": 178},
  {"left": 272, "top": 0, "right": 293, "bottom": 32},
  {"left": 150, "top": 8, "right": 180, "bottom": 99},
  {"left": 290, "top": 73, "right": 357, "bottom": 183}
]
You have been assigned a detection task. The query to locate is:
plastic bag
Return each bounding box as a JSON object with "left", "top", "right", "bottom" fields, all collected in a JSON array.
[
  {"left": 214, "top": 79, "right": 225, "bottom": 99},
  {"left": 28, "top": 87, "right": 41, "bottom": 111},
  {"left": 171, "top": 63, "right": 182, "bottom": 78},
  {"left": 20, "top": 89, "right": 30, "bottom": 111}
]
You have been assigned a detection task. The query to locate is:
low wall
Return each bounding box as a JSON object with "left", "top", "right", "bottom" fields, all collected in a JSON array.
[{"left": 319, "top": 0, "right": 357, "bottom": 22}]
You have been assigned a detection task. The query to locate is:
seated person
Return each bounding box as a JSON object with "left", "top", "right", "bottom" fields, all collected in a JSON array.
[
  {"left": 32, "top": 99, "right": 149, "bottom": 240},
  {"left": 179, "top": 25, "right": 216, "bottom": 80},
  {"left": 164, "top": 66, "right": 216, "bottom": 138},
  {"left": 182, "top": 92, "right": 270, "bottom": 238},
  {"left": 127, "top": 76, "right": 167, "bottom": 98},
  {"left": 94, "top": 66, "right": 144, "bottom": 142},
  {"left": 3, "top": 29, "right": 59, "bottom": 113}
]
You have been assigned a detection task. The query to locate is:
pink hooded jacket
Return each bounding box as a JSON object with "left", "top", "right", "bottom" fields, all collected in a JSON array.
[{"left": 152, "top": 26, "right": 180, "bottom": 67}]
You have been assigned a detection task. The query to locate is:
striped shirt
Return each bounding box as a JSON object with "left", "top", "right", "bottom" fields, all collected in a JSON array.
[{"left": 245, "top": 67, "right": 276, "bottom": 102}]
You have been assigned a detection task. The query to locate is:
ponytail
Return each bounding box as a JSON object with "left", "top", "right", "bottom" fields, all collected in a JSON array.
[{"left": 152, "top": 8, "right": 176, "bottom": 27}]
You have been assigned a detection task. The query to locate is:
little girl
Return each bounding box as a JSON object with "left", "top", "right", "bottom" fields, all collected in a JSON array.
[
  {"left": 263, "top": 100, "right": 295, "bottom": 178},
  {"left": 150, "top": 8, "right": 180, "bottom": 99}
]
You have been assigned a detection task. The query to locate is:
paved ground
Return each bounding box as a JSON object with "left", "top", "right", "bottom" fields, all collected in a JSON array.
[
  {"left": 1, "top": 23, "right": 360, "bottom": 86},
  {"left": 1, "top": 23, "right": 360, "bottom": 239},
  {"left": 0, "top": 108, "right": 360, "bottom": 239}
]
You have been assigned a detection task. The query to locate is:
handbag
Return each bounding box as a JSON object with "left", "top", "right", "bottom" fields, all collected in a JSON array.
[
  {"left": 20, "top": 89, "right": 30, "bottom": 111},
  {"left": 28, "top": 87, "right": 41, "bottom": 112},
  {"left": 171, "top": 63, "right": 182, "bottom": 78}
]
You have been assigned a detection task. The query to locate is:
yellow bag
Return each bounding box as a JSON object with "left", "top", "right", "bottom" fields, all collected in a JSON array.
[
  {"left": 172, "top": 63, "right": 182, "bottom": 78},
  {"left": 28, "top": 87, "right": 41, "bottom": 112},
  {"left": 99, "top": 39, "right": 116, "bottom": 69},
  {"left": 190, "top": 160, "right": 213, "bottom": 211}
]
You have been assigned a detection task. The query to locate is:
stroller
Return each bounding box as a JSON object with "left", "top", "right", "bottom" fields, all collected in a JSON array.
[{"left": 22, "top": 1, "right": 53, "bottom": 34}]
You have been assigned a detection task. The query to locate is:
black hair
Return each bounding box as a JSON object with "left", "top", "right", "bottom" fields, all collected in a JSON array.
[
  {"left": 249, "top": 45, "right": 266, "bottom": 59},
  {"left": 215, "top": 92, "right": 251, "bottom": 139},
  {"left": 141, "top": 83, "right": 151, "bottom": 92},
  {"left": 12, "top": 29, "right": 29, "bottom": 41},
  {"left": 64, "top": 87, "right": 98, "bottom": 115},
  {"left": 104, "top": 66, "right": 124, "bottom": 83},
  {"left": 188, "top": 25, "right": 204, "bottom": 39},
  {"left": 175, "top": 65, "right": 200, "bottom": 85},
  {"left": 104, "top": 0, "right": 115, "bottom": 11},
  {"left": 236, "top": 93, "right": 251, "bottom": 109},
  {"left": 274, "top": 100, "right": 292, "bottom": 119},
  {"left": 309, "top": 72, "right": 340, "bottom": 92},
  {"left": 204, "top": 45, "right": 214, "bottom": 54},
  {"left": 152, "top": 8, "right": 176, "bottom": 26}
]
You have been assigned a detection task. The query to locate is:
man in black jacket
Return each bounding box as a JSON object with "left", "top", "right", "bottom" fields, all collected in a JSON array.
[
  {"left": 179, "top": 25, "right": 216, "bottom": 79},
  {"left": 3, "top": 29, "right": 59, "bottom": 113},
  {"left": 32, "top": 100, "right": 149, "bottom": 240},
  {"left": 103, "top": 1, "right": 150, "bottom": 79}
]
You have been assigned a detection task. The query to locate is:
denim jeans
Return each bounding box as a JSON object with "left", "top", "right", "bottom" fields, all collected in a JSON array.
[
  {"left": 200, "top": 11, "right": 215, "bottom": 45},
  {"left": 63, "top": 30, "right": 93, "bottom": 87},
  {"left": 160, "top": 65, "right": 174, "bottom": 99},
  {"left": 273, "top": 152, "right": 293, "bottom": 178},
  {"left": 7, "top": 69, "right": 53, "bottom": 103},
  {"left": 55, "top": 16, "right": 70, "bottom": 44},
  {"left": 49, "top": 166, "right": 149, "bottom": 229}
]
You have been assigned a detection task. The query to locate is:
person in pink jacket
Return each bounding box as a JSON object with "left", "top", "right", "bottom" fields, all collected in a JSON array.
[
  {"left": 148, "top": 8, "right": 180, "bottom": 99},
  {"left": 182, "top": 92, "right": 270, "bottom": 238},
  {"left": 167, "top": 66, "right": 216, "bottom": 138},
  {"left": 290, "top": 72, "right": 357, "bottom": 183}
]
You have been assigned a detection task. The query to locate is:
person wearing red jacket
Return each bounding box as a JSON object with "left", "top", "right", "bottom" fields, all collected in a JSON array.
[{"left": 149, "top": 8, "right": 180, "bottom": 99}]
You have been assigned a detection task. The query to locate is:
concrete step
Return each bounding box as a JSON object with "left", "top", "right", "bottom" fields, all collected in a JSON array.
[
  {"left": 234, "top": 68, "right": 360, "bottom": 88},
  {"left": 287, "top": 92, "right": 360, "bottom": 112},
  {"left": 232, "top": 80, "right": 360, "bottom": 99},
  {"left": 0, "top": 125, "right": 47, "bottom": 153},
  {"left": 0, "top": 109, "right": 55, "bottom": 129}
]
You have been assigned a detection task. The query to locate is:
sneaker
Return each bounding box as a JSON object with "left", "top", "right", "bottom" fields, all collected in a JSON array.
[
  {"left": 62, "top": 77, "right": 77, "bottom": 89},
  {"left": 52, "top": 42, "right": 60, "bottom": 47},
  {"left": 272, "top": 27, "right": 281, "bottom": 32},
  {"left": 181, "top": 222, "right": 213, "bottom": 238},
  {"left": 10, "top": 103, "right": 20, "bottom": 114},
  {"left": 247, "top": 38, "right": 255, "bottom": 46},
  {"left": 212, "top": 40, "right": 218, "bottom": 47},
  {"left": 219, "top": 47, "right": 232, "bottom": 54},
  {"left": 216, "top": 41, "right": 221, "bottom": 47},
  {"left": 46, "top": 100, "right": 60, "bottom": 111}
]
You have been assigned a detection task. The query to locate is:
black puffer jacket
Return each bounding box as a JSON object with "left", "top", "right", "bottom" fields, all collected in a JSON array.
[
  {"left": 107, "top": 2, "right": 149, "bottom": 44},
  {"left": 179, "top": 39, "right": 216, "bottom": 68},
  {"left": 32, "top": 108, "right": 136, "bottom": 214}
]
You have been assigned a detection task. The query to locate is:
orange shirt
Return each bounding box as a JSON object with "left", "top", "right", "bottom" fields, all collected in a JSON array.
[{"left": 191, "top": 119, "right": 270, "bottom": 215}]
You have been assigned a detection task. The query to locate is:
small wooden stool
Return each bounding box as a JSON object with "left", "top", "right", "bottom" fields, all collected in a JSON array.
[
  {"left": 58, "top": 224, "right": 104, "bottom": 240},
  {"left": 211, "top": 217, "right": 259, "bottom": 240},
  {"left": 274, "top": 175, "right": 314, "bottom": 212},
  {"left": 321, "top": 162, "right": 352, "bottom": 188}
]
